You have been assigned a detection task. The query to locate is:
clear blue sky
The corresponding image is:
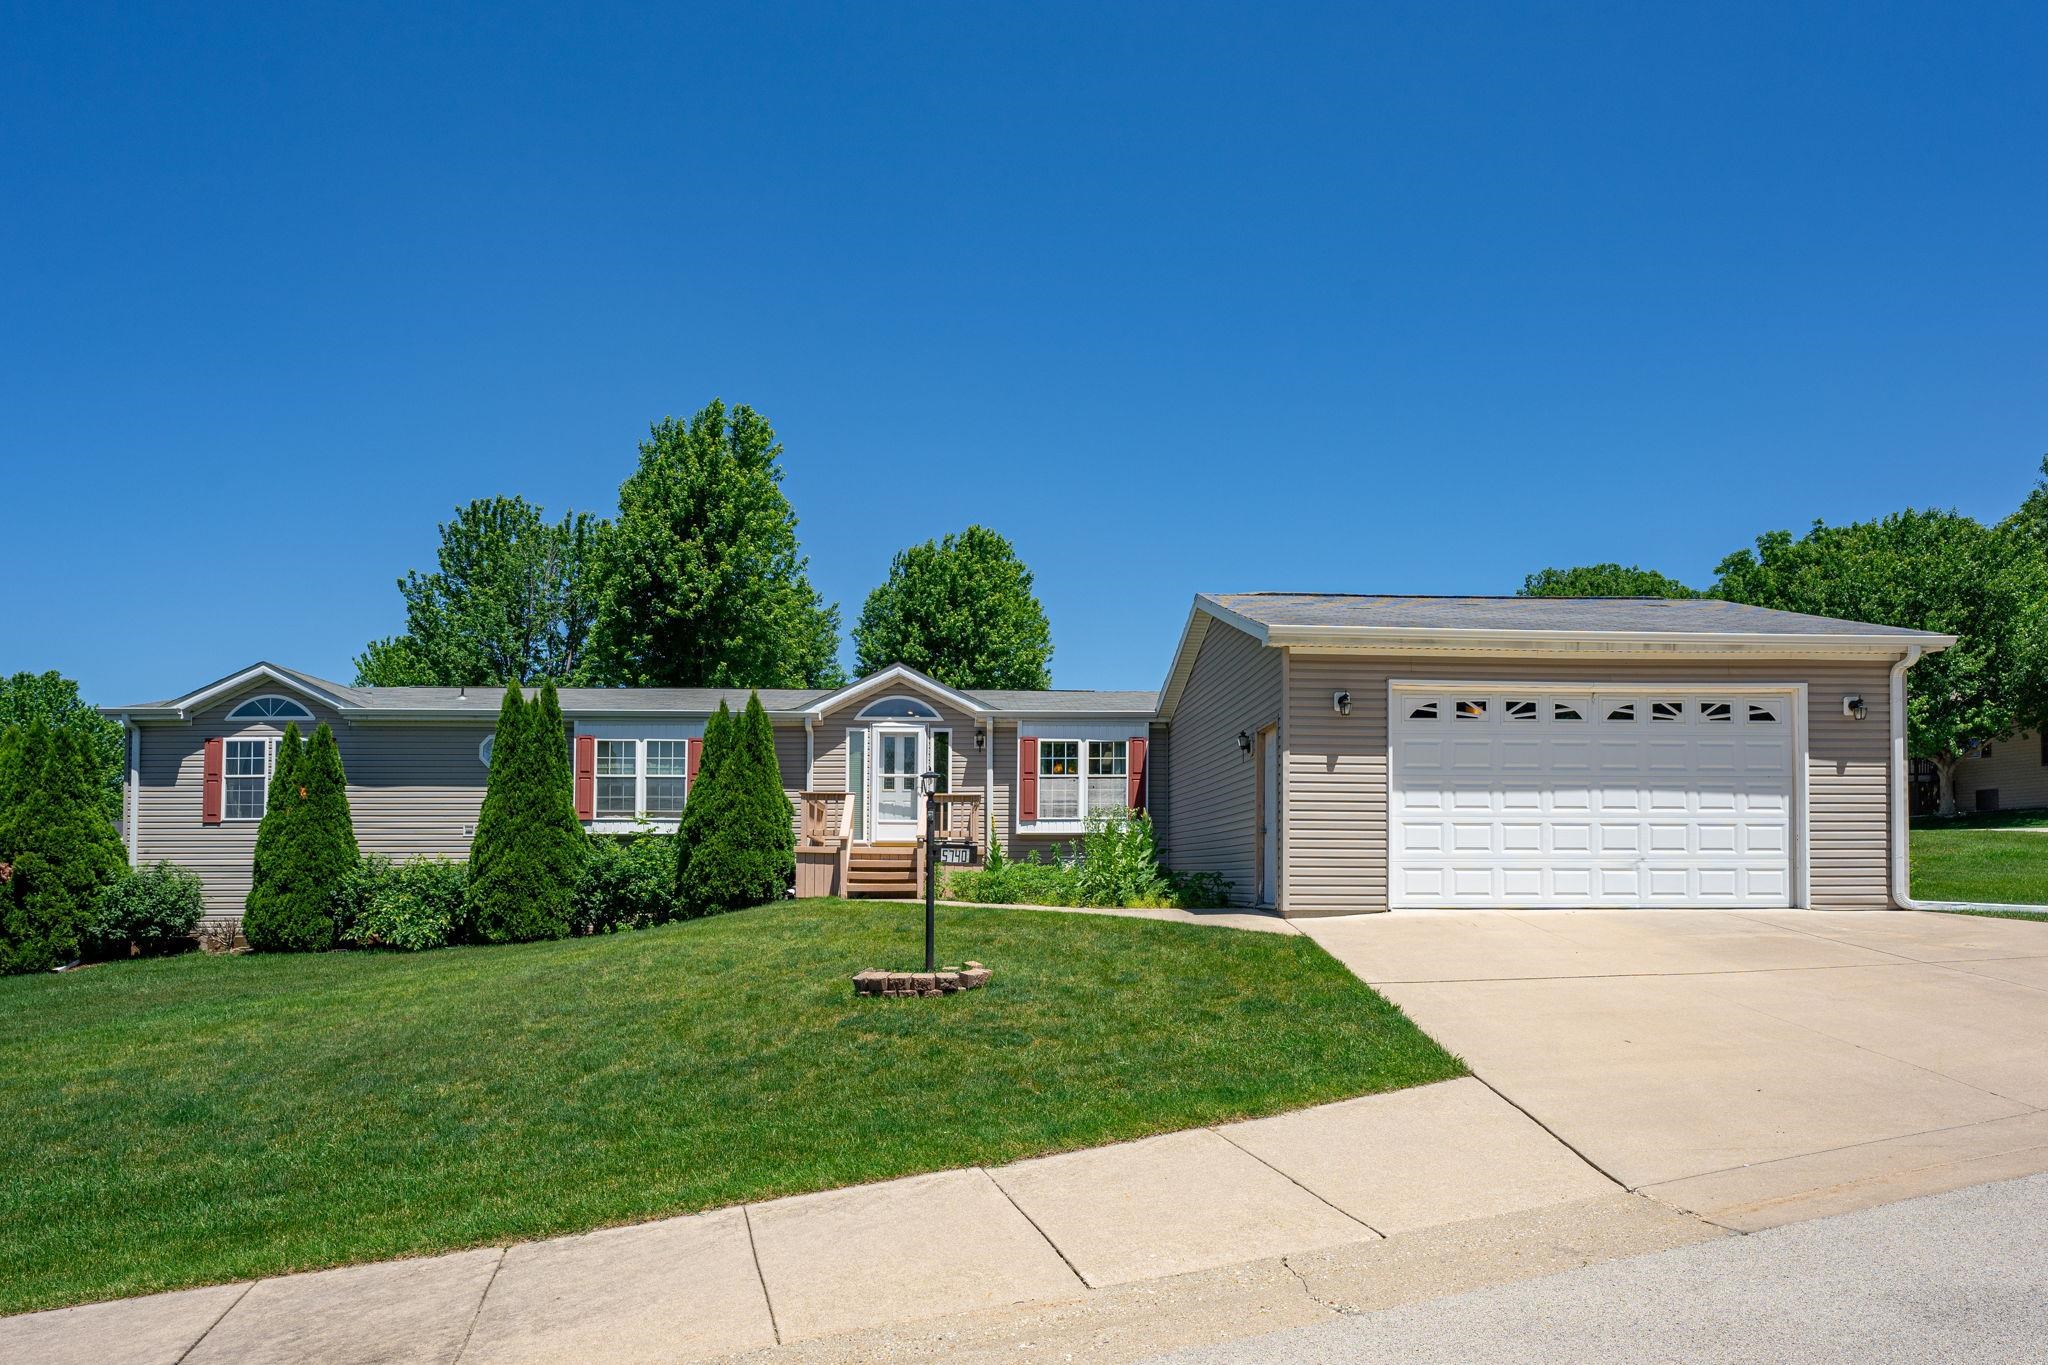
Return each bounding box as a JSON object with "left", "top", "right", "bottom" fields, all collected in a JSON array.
[{"left": 5, "top": 2, "right": 2043, "bottom": 705}]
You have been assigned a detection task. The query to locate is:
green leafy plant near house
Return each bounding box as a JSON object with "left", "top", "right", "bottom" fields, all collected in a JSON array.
[
  {"left": 574, "top": 835, "right": 678, "bottom": 934},
  {"left": 0, "top": 720, "right": 128, "bottom": 973},
  {"left": 82, "top": 862, "right": 204, "bottom": 958},
  {"left": 244, "top": 723, "right": 359, "bottom": 952},
  {"left": 677, "top": 692, "right": 793, "bottom": 916},
  {"left": 466, "top": 682, "right": 587, "bottom": 943},
  {"left": 343, "top": 856, "right": 470, "bottom": 952},
  {"left": 947, "top": 812, "right": 1232, "bottom": 911}
]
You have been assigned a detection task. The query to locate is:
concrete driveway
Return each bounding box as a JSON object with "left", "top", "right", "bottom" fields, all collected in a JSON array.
[{"left": 1302, "top": 909, "right": 2048, "bottom": 1230}]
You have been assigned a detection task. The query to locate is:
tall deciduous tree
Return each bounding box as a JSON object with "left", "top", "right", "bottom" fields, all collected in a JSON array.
[
  {"left": 852, "top": 525, "right": 1054, "bottom": 689},
  {"left": 1518, "top": 564, "right": 1702, "bottom": 598},
  {"left": 587, "top": 403, "right": 842, "bottom": 688},
  {"left": 355, "top": 496, "right": 600, "bottom": 686},
  {"left": 0, "top": 721, "right": 126, "bottom": 973},
  {"left": 1714, "top": 511, "right": 2048, "bottom": 816},
  {"left": 0, "top": 672, "right": 124, "bottom": 822}
]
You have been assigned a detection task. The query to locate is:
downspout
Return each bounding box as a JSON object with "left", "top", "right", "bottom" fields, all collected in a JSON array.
[
  {"left": 1890, "top": 646, "right": 1924, "bottom": 910},
  {"left": 121, "top": 714, "right": 139, "bottom": 868}
]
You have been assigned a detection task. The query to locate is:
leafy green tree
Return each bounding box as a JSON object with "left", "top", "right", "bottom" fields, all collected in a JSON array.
[
  {"left": 244, "top": 724, "right": 357, "bottom": 951},
  {"left": 678, "top": 693, "right": 792, "bottom": 915},
  {"left": 355, "top": 496, "right": 601, "bottom": 686},
  {"left": 587, "top": 402, "right": 842, "bottom": 688},
  {"left": 0, "top": 672, "right": 124, "bottom": 822},
  {"left": 1715, "top": 510, "right": 2048, "bottom": 816},
  {"left": 1518, "top": 564, "right": 1702, "bottom": 598},
  {"left": 674, "top": 702, "right": 733, "bottom": 910},
  {"left": 852, "top": 525, "right": 1054, "bottom": 688},
  {"left": 466, "top": 684, "right": 584, "bottom": 942},
  {"left": 0, "top": 721, "right": 127, "bottom": 973}
]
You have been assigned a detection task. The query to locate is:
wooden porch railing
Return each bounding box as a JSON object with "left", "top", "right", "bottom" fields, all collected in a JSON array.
[{"left": 930, "top": 792, "right": 984, "bottom": 849}]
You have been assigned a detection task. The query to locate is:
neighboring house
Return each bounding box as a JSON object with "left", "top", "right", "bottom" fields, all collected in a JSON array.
[
  {"left": 105, "top": 593, "right": 1953, "bottom": 922},
  {"left": 1948, "top": 734, "right": 2048, "bottom": 815}
]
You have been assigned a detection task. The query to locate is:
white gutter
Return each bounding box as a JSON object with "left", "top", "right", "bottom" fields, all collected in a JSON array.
[{"left": 1890, "top": 646, "right": 1925, "bottom": 910}]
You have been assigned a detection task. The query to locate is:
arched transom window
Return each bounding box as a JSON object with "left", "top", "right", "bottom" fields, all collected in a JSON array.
[
  {"left": 227, "top": 695, "right": 314, "bottom": 722},
  {"left": 856, "top": 695, "right": 941, "bottom": 720}
]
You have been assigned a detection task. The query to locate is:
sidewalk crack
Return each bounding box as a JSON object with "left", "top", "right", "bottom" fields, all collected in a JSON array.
[
  {"left": 742, "top": 1205, "right": 784, "bottom": 1345},
  {"left": 173, "top": 1280, "right": 254, "bottom": 1365},
  {"left": 451, "top": 1247, "right": 507, "bottom": 1363}
]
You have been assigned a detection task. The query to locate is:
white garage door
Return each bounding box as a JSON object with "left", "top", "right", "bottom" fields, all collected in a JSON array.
[{"left": 1390, "top": 686, "right": 1799, "bottom": 908}]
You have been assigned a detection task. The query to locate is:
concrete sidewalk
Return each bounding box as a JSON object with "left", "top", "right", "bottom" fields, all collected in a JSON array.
[{"left": 1, "top": 1078, "right": 1617, "bottom": 1364}]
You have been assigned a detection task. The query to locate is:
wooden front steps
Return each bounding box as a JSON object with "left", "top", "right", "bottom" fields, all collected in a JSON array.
[{"left": 846, "top": 844, "right": 921, "bottom": 898}]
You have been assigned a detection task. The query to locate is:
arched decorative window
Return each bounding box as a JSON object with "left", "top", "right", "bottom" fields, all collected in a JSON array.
[
  {"left": 479, "top": 736, "right": 495, "bottom": 767},
  {"left": 856, "top": 695, "right": 941, "bottom": 720},
  {"left": 227, "top": 695, "right": 314, "bottom": 722}
]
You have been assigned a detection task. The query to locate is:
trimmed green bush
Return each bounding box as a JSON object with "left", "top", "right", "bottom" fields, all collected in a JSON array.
[
  {"left": 345, "top": 857, "right": 468, "bottom": 951},
  {"left": 467, "top": 683, "right": 585, "bottom": 943},
  {"left": 674, "top": 701, "right": 732, "bottom": 907},
  {"left": 83, "top": 862, "right": 205, "bottom": 958},
  {"left": 575, "top": 835, "right": 678, "bottom": 934},
  {"left": 0, "top": 721, "right": 127, "bottom": 973},
  {"left": 677, "top": 692, "right": 792, "bottom": 916},
  {"left": 245, "top": 724, "right": 358, "bottom": 952}
]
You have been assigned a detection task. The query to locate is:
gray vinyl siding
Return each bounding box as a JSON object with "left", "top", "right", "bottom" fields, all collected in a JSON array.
[
  {"left": 810, "top": 692, "right": 993, "bottom": 846},
  {"left": 1952, "top": 733, "right": 2048, "bottom": 814},
  {"left": 1158, "top": 619, "right": 1283, "bottom": 904},
  {"left": 1283, "top": 653, "right": 1903, "bottom": 916},
  {"left": 133, "top": 683, "right": 493, "bottom": 921}
]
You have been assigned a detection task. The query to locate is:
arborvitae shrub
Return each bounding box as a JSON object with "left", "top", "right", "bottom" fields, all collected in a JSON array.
[
  {"left": 466, "top": 683, "right": 583, "bottom": 943},
  {"left": 678, "top": 692, "right": 792, "bottom": 915},
  {"left": 0, "top": 721, "right": 126, "bottom": 973},
  {"left": 674, "top": 701, "right": 732, "bottom": 913},
  {"left": 244, "top": 723, "right": 357, "bottom": 952}
]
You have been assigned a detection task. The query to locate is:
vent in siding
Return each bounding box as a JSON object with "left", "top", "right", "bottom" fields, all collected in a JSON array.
[{"left": 462, "top": 824, "right": 476, "bottom": 838}]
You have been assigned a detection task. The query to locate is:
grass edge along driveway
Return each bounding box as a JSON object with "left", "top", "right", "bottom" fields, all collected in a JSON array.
[
  {"left": 1913, "top": 808, "right": 2048, "bottom": 911},
  {"left": 0, "top": 898, "right": 1461, "bottom": 1316}
]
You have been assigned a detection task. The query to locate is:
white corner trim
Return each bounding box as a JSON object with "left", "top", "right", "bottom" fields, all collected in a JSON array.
[
  {"left": 121, "top": 714, "right": 139, "bottom": 868},
  {"left": 1891, "top": 646, "right": 1927, "bottom": 909}
]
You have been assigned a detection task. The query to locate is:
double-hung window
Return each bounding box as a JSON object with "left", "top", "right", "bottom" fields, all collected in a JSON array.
[
  {"left": 645, "top": 741, "right": 687, "bottom": 817},
  {"left": 595, "top": 740, "right": 638, "bottom": 818},
  {"left": 1038, "top": 741, "right": 1081, "bottom": 820},
  {"left": 224, "top": 739, "right": 271, "bottom": 821},
  {"left": 1086, "top": 740, "right": 1128, "bottom": 817}
]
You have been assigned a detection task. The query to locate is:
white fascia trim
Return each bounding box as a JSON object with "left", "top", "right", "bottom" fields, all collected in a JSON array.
[
  {"left": 1272, "top": 626, "right": 1957, "bottom": 653},
  {"left": 1390, "top": 678, "right": 1809, "bottom": 695},
  {"left": 1156, "top": 596, "right": 1266, "bottom": 722},
  {"left": 136, "top": 663, "right": 354, "bottom": 720},
  {"left": 802, "top": 663, "right": 988, "bottom": 719},
  {"left": 340, "top": 708, "right": 813, "bottom": 723}
]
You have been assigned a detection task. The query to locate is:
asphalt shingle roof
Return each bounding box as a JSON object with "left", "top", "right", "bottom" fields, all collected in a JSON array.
[{"left": 1204, "top": 593, "right": 1945, "bottom": 639}]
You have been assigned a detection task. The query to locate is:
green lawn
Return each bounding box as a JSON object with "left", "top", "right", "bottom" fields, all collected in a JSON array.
[
  {"left": 0, "top": 898, "right": 1460, "bottom": 1316},
  {"left": 1912, "top": 808, "right": 2048, "bottom": 910}
]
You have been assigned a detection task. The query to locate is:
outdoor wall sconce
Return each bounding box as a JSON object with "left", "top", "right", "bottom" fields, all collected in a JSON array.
[
  {"left": 1842, "top": 694, "right": 1868, "bottom": 720},
  {"left": 1333, "top": 690, "right": 1352, "bottom": 716},
  {"left": 1237, "top": 730, "right": 1252, "bottom": 754},
  {"left": 973, "top": 726, "right": 986, "bottom": 751}
]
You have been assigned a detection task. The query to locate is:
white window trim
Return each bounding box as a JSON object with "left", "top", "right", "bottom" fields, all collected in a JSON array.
[
  {"left": 855, "top": 694, "right": 943, "bottom": 721},
  {"left": 222, "top": 736, "right": 278, "bottom": 823},
  {"left": 226, "top": 694, "right": 315, "bottom": 722},
  {"left": 576, "top": 721, "right": 703, "bottom": 833},
  {"left": 1018, "top": 725, "right": 1142, "bottom": 835}
]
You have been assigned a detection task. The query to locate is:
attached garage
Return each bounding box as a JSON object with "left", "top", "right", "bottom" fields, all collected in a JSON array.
[
  {"left": 1389, "top": 684, "right": 1799, "bottom": 908},
  {"left": 1156, "top": 593, "right": 1959, "bottom": 917}
]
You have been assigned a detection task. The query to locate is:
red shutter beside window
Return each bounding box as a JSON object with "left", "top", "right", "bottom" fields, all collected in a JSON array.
[
  {"left": 201, "top": 736, "right": 225, "bottom": 825},
  {"left": 686, "top": 737, "right": 703, "bottom": 791},
  {"left": 1127, "top": 736, "right": 1148, "bottom": 810},
  {"left": 1019, "top": 736, "right": 1038, "bottom": 823},
  {"left": 573, "top": 734, "right": 596, "bottom": 821}
]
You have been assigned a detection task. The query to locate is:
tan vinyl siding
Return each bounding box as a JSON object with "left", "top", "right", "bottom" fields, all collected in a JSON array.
[
  {"left": 811, "top": 690, "right": 992, "bottom": 845},
  {"left": 1158, "top": 619, "right": 1282, "bottom": 903},
  {"left": 773, "top": 721, "right": 805, "bottom": 841},
  {"left": 1145, "top": 720, "right": 1170, "bottom": 855},
  {"left": 1952, "top": 733, "right": 2048, "bottom": 814},
  {"left": 133, "top": 684, "right": 493, "bottom": 921},
  {"left": 1283, "top": 652, "right": 1903, "bottom": 916}
]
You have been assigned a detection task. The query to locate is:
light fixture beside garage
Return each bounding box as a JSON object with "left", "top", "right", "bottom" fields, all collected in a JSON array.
[
  {"left": 1333, "top": 690, "right": 1352, "bottom": 716},
  {"left": 1842, "top": 694, "right": 1868, "bottom": 720},
  {"left": 1237, "top": 729, "right": 1252, "bottom": 755}
]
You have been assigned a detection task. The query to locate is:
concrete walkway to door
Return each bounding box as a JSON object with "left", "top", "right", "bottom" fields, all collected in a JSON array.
[{"left": 1302, "top": 908, "right": 2048, "bottom": 1231}]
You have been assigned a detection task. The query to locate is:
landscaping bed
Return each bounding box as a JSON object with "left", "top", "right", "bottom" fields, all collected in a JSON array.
[
  {"left": 0, "top": 897, "right": 1460, "bottom": 1316},
  {"left": 1912, "top": 809, "right": 2048, "bottom": 908}
]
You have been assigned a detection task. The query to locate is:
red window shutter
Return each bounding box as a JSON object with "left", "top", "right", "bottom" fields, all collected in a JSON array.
[
  {"left": 686, "top": 737, "right": 703, "bottom": 789},
  {"left": 573, "top": 735, "right": 596, "bottom": 821},
  {"left": 1019, "top": 736, "right": 1038, "bottom": 823},
  {"left": 1127, "top": 736, "right": 1148, "bottom": 810},
  {"left": 201, "top": 737, "right": 225, "bottom": 825}
]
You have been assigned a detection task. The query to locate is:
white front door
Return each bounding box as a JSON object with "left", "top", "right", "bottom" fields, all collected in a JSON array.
[
  {"left": 871, "top": 725, "right": 925, "bottom": 842},
  {"left": 1389, "top": 686, "right": 1798, "bottom": 908}
]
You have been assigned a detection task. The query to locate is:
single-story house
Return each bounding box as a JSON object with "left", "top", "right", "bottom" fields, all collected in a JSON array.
[
  {"left": 104, "top": 593, "right": 1953, "bottom": 922},
  {"left": 1945, "top": 735, "right": 2048, "bottom": 816}
]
